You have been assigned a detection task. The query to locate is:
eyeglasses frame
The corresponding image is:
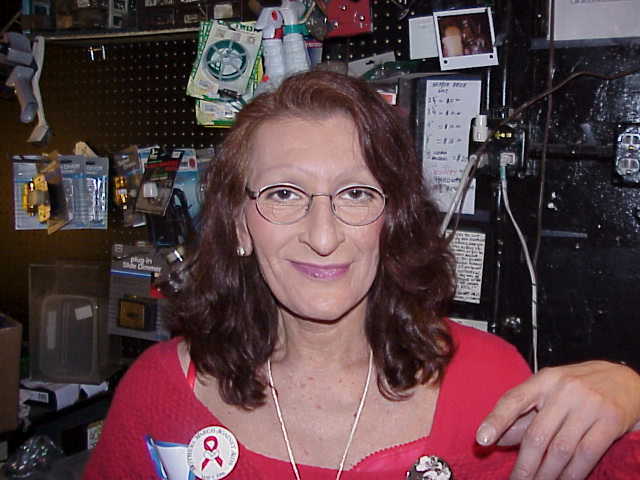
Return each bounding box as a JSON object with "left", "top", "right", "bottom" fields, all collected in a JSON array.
[{"left": 245, "top": 182, "right": 387, "bottom": 226}]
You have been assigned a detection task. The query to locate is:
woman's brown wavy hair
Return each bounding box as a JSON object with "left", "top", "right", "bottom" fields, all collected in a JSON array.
[{"left": 170, "top": 70, "right": 456, "bottom": 409}]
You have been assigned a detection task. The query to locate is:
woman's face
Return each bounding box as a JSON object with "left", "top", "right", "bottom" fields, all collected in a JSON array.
[{"left": 238, "top": 114, "right": 384, "bottom": 323}]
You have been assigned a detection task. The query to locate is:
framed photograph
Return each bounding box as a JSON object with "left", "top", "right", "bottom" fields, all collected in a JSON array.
[{"left": 433, "top": 7, "right": 498, "bottom": 71}]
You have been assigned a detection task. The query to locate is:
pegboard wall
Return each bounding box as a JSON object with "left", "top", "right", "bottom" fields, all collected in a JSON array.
[
  {"left": 323, "top": 0, "right": 443, "bottom": 66},
  {"left": 2, "top": 0, "right": 640, "bottom": 371},
  {"left": 42, "top": 35, "right": 227, "bottom": 152},
  {"left": 0, "top": 32, "right": 226, "bottom": 325},
  {"left": 516, "top": 43, "right": 640, "bottom": 369},
  {"left": 0, "top": 0, "right": 451, "bottom": 326}
]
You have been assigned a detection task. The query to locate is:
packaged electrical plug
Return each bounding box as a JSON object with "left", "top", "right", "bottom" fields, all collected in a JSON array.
[
  {"left": 138, "top": 145, "right": 161, "bottom": 170},
  {"left": 58, "top": 155, "right": 108, "bottom": 230},
  {"left": 187, "top": 20, "right": 262, "bottom": 101},
  {"left": 82, "top": 156, "right": 108, "bottom": 229},
  {"left": 13, "top": 154, "right": 105, "bottom": 232},
  {"left": 135, "top": 148, "right": 184, "bottom": 216},
  {"left": 59, "top": 156, "right": 83, "bottom": 228},
  {"left": 13, "top": 155, "right": 47, "bottom": 231},
  {"left": 112, "top": 146, "right": 146, "bottom": 228},
  {"left": 36, "top": 152, "right": 71, "bottom": 234},
  {"left": 173, "top": 148, "right": 201, "bottom": 220}
]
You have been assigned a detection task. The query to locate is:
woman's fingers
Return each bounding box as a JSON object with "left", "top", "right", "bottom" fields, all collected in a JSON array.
[
  {"left": 496, "top": 411, "right": 537, "bottom": 447},
  {"left": 477, "top": 379, "right": 540, "bottom": 447},
  {"left": 559, "top": 419, "right": 623, "bottom": 480},
  {"left": 479, "top": 361, "right": 640, "bottom": 479},
  {"left": 508, "top": 378, "right": 574, "bottom": 480}
]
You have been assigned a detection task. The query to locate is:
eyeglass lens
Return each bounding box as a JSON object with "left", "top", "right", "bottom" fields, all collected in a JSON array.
[{"left": 256, "top": 184, "right": 385, "bottom": 225}]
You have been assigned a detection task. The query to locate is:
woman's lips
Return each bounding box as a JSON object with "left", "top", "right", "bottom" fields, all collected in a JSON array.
[{"left": 290, "top": 261, "right": 350, "bottom": 280}]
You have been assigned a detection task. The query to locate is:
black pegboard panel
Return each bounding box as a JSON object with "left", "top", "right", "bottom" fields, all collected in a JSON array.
[
  {"left": 506, "top": 44, "right": 640, "bottom": 369},
  {"left": 42, "top": 35, "right": 227, "bottom": 153},
  {"left": 524, "top": 159, "right": 640, "bottom": 371},
  {"left": 322, "top": 0, "right": 477, "bottom": 70},
  {"left": 0, "top": 32, "right": 228, "bottom": 325},
  {"left": 323, "top": 0, "right": 418, "bottom": 63},
  {"left": 524, "top": 44, "right": 640, "bottom": 147}
]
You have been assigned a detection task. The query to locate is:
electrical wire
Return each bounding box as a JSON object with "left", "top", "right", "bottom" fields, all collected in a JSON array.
[
  {"left": 439, "top": 65, "right": 640, "bottom": 240},
  {"left": 301, "top": 2, "right": 317, "bottom": 24},
  {"left": 533, "top": 0, "right": 556, "bottom": 269},
  {"left": 500, "top": 166, "right": 539, "bottom": 372},
  {"left": 438, "top": 153, "right": 478, "bottom": 237},
  {"left": 437, "top": 52, "right": 640, "bottom": 369},
  {"left": 1, "top": 11, "right": 21, "bottom": 34}
]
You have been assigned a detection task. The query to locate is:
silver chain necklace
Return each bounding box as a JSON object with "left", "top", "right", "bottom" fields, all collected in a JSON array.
[{"left": 267, "top": 349, "right": 374, "bottom": 480}]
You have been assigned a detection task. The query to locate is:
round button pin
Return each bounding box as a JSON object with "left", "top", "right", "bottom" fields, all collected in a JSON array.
[
  {"left": 406, "top": 455, "right": 453, "bottom": 480},
  {"left": 187, "top": 426, "right": 239, "bottom": 479}
]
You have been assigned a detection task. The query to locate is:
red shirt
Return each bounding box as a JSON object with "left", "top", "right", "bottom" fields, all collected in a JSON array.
[{"left": 83, "top": 321, "right": 640, "bottom": 479}]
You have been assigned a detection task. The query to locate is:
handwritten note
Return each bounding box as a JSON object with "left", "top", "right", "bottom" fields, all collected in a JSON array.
[
  {"left": 449, "top": 229, "right": 486, "bottom": 304},
  {"left": 422, "top": 78, "right": 481, "bottom": 214}
]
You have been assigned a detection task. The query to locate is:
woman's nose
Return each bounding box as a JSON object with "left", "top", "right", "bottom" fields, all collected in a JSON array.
[{"left": 299, "top": 195, "right": 344, "bottom": 256}]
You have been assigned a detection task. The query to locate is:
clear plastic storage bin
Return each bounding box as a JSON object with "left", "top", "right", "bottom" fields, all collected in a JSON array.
[{"left": 29, "top": 262, "right": 118, "bottom": 384}]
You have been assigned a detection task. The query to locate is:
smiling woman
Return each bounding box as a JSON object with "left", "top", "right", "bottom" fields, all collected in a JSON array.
[
  {"left": 83, "top": 71, "right": 640, "bottom": 480},
  {"left": 178, "top": 70, "right": 456, "bottom": 410},
  {"left": 237, "top": 114, "right": 386, "bottom": 326}
]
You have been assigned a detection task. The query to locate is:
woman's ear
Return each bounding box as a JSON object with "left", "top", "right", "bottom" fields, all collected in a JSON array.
[{"left": 235, "top": 208, "right": 253, "bottom": 256}]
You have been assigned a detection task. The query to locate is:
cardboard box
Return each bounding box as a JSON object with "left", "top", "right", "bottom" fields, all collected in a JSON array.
[{"left": 0, "top": 315, "right": 22, "bottom": 434}]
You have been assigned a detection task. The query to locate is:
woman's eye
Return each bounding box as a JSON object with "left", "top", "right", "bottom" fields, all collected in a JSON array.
[
  {"left": 342, "top": 188, "right": 373, "bottom": 202},
  {"left": 266, "top": 188, "right": 302, "bottom": 202}
]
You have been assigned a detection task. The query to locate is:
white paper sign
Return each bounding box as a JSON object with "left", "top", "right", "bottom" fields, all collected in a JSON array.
[
  {"left": 553, "top": 0, "right": 640, "bottom": 41},
  {"left": 75, "top": 304, "right": 94, "bottom": 320},
  {"left": 409, "top": 16, "right": 439, "bottom": 60},
  {"left": 422, "top": 78, "right": 481, "bottom": 214},
  {"left": 450, "top": 229, "right": 486, "bottom": 304},
  {"left": 450, "top": 317, "right": 488, "bottom": 332}
]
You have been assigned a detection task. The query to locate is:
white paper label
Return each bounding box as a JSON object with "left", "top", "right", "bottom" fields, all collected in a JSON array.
[
  {"left": 409, "top": 16, "right": 439, "bottom": 60},
  {"left": 75, "top": 304, "right": 93, "bottom": 320},
  {"left": 87, "top": 421, "right": 104, "bottom": 450},
  {"left": 450, "top": 317, "right": 488, "bottom": 332},
  {"left": 450, "top": 230, "right": 486, "bottom": 304},
  {"left": 423, "top": 78, "right": 481, "bottom": 215}
]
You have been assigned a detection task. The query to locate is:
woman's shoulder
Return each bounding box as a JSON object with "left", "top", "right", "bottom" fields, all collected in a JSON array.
[
  {"left": 131, "top": 336, "right": 181, "bottom": 365},
  {"left": 444, "top": 318, "right": 532, "bottom": 380},
  {"left": 446, "top": 318, "right": 523, "bottom": 358},
  {"left": 117, "top": 337, "right": 183, "bottom": 389}
]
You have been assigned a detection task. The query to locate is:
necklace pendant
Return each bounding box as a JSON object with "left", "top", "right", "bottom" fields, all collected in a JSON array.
[{"left": 406, "top": 455, "right": 453, "bottom": 480}]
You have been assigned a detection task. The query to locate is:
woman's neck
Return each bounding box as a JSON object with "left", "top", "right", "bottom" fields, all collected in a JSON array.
[{"left": 273, "top": 302, "right": 371, "bottom": 372}]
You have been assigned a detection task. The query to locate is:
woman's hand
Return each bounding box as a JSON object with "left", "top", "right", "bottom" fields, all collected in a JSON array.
[{"left": 476, "top": 361, "right": 640, "bottom": 479}]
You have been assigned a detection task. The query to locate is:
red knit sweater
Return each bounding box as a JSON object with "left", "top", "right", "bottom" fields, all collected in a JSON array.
[{"left": 83, "top": 321, "right": 640, "bottom": 479}]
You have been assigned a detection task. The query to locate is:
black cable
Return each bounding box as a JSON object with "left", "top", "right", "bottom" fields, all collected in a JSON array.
[
  {"left": 1, "top": 11, "right": 21, "bottom": 34},
  {"left": 445, "top": 64, "right": 640, "bottom": 243},
  {"left": 533, "top": 0, "right": 555, "bottom": 269}
]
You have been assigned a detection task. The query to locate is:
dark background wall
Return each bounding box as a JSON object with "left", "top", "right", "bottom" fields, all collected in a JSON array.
[
  {"left": 1, "top": 0, "right": 639, "bottom": 370},
  {"left": 0, "top": 34, "right": 226, "bottom": 325}
]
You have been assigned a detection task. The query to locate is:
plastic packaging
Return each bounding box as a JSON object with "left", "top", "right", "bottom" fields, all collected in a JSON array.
[
  {"left": 262, "top": 38, "right": 286, "bottom": 85},
  {"left": 2, "top": 435, "right": 63, "bottom": 478},
  {"left": 282, "top": 33, "right": 309, "bottom": 75},
  {"left": 29, "top": 262, "right": 117, "bottom": 384}
]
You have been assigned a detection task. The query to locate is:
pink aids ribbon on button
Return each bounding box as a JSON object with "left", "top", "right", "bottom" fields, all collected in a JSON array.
[{"left": 201, "top": 435, "right": 224, "bottom": 471}]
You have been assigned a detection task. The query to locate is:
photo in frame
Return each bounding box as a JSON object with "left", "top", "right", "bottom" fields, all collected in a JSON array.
[{"left": 433, "top": 7, "right": 498, "bottom": 71}]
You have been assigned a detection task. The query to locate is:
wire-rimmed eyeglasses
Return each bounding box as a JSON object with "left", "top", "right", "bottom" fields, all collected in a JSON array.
[{"left": 246, "top": 183, "right": 386, "bottom": 226}]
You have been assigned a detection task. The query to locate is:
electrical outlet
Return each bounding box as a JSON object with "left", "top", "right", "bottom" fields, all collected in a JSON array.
[
  {"left": 475, "top": 120, "right": 528, "bottom": 177},
  {"left": 614, "top": 124, "right": 640, "bottom": 185}
]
